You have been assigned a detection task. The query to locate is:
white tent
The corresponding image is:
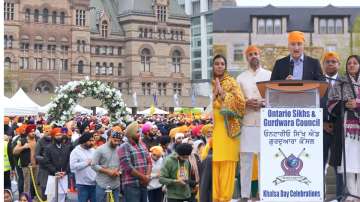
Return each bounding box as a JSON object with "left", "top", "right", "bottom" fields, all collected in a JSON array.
[
  {"left": 10, "top": 88, "right": 40, "bottom": 113},
  {"left": 95, "top": 106, "right": 132, "bottom": 115},
  {"left": 39, "top": 102, "right": 52, "bottom": 113},
  {"left": 3, "top": 96, "right": 39, "bottom": 116},
  {"left": 96, "top": 107, "right": 108, "bottom": 115},
  {"left": 137, "top": 107, "right": 169, "bottom": 115},
  {"left": 39, "top": 102, "right": 92, "bottom": 114},
  {"left": 74, "top": 105, "right": 92, "bottom": 114}
]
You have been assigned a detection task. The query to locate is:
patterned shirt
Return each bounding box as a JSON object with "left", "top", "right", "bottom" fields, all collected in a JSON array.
[{"left": 118, "top": 140, "right": 152, "bottom": 186}]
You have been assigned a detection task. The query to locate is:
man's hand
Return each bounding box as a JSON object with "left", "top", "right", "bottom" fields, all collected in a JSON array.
[
  {"left": 246, "top": 99, "right": 262, "bottom": 110},
  {"left": 175, "top": 179, "right": 186, "bottom": 185},
  {"left": 86, "top": 159, "right": 92, "bottom": 166},
  {"left": 110, "top": 169, "right": 120, "bottom": 177},
  {"left": 345, "top": 99, "right": 357, "bottom": 109},
  {"left": 286, "top": 75, "right": 294, "bottom": 80},
  {"left": 324, "top": 122, "right": 334, "bottom": 134},
  {"left": 139, "top": 175, "right": 150, "bottom": 186},
  {"left": 22, "top": 143, "right": 30, "bottom": 149},
  {"left": 55, "top": 172, "right": 66, "bottom": 178}
]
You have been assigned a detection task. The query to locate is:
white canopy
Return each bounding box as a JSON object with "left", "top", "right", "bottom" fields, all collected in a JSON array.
[
  {"left": 39, "top": 102, "right": 92, "bottom": 115},
  {"left": 3, "top": 96, "right": 39, "bottom": 116},
  {"left": 10, "top": 88, "right": 41, "bottom": 113},
  {"left": 96, "top": 107, "right": 108, "bottom": 116},
  {"left": 74, "top": 105, "right": 93, "bottom": 114},
  {"left": 94, "top": 106, "right": 132, "bottom": 115},
  {"left": 137, "top": 107, "right": 169, "bottom": 115}
]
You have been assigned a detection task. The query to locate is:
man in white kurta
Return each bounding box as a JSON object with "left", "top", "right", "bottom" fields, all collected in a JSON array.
[{"left": 236, "top": 45, "right": 271, "bottom": 201}]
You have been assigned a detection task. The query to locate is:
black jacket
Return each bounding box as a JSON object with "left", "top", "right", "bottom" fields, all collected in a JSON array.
[
  {"left": 43, "top": 142, "right": 72, "bottom": 175},
  {"left": 320, "top": 75, "right": 342, "bottom": 123},
  {"left": 35, "top": 137, "right": 52, "bottom": 169},
  {"left": 270, "top": 55, "right": 323, "bottom": 81}
]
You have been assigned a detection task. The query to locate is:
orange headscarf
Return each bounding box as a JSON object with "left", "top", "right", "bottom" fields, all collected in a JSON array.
[
  {"left": 150, "top": 146, "right": 164, "bottom": 156},
  {"left": 322, "top": 51, "right": 340, "bottom": 62},
  {"left": 288, "top": 31, "right": 305, "bottom": 43},
  {"left": 245, "top": 45, "right": 260, "bottom": 56},
  {"left": 16, "top": 124, "right": 27, "bottom": 135},
  {"left": 51, "top": 128, "right": 62, "bottom": 137}
]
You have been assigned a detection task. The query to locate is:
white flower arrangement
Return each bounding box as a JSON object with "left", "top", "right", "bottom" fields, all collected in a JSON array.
[{"left": 46, "top": 79, "right": 129, "bottom": 125}]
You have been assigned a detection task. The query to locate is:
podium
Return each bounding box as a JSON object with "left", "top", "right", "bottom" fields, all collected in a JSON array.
[
  {"left": 257, "top": 80, "right": 328, "bottom": 108},
  {"left": 256, "top": 80, "right": 328, "bottom": 202}
]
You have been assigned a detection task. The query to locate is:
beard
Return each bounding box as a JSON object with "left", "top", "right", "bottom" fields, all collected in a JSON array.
[
  {"left": 83, "top": 144, "right": 92, "bottom": 149},
  {"left": 250, "top": 58, "right": 259, "bottom": 68}
]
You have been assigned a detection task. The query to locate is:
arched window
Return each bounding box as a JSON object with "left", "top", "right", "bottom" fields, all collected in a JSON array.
[
  {"left": 274, "top": 19, "right": 282, "bottom": 34},
  {"left": 319, "top": 18, "right": 327, "bottom": 34},
  {"left": 35, "top": 81, "right": 54, "bottom": 93},
  {"left": 34, "top": 9, "right": 39, "bottom": 22},
  {"left": 60, "top": 12, "right": 65, "bottom": 24},
  {"left": 257, "top": 19, "right": 265, "bottom": 34},
  {"left": 78, "top": 60, "right": 84, "bottom": 74},
  {"left": 335, "top": 19, "right": 343, "bottom": 34},
  {"left": 52, "top": 11, "right": 57, "bottom": 24},
  {"left": 266, "top": 19, "right": 273, "bottom": 33},
  {"left": 141, "top": 48, "right": 151, "bottom": 72},
  {"left": 5, "top": 57, "right": 11, "bottom": 69},
  {"left": 25, "top": 9, "right": 30, "bottom": 22},
  {"left": 172, "top": 50, "right": 181, "bottom": 73},
  {"left": 327, "top": 19, "right": 335, "bottom": 34},
  {"left": 95, "top": 62, "right": 100, "bottom": 75},
  {"left": 101, "top": 21, "right": 108, "bottom": 37},
  {"left": 102, "top": 62, "right": 107, "bottom": 75},
  {"left": 108, "top": 63, "right": 114, "bottom": 75},
  {"left": 43, "top": 8, "right": 48, "bottom": 23}
]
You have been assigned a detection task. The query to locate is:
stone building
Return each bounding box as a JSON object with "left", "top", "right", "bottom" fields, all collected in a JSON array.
[{"left": 4, "top": 0, "right": 210, "bottom": 110}]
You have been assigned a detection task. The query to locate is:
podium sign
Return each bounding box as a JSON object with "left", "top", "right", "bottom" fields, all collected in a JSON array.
[{"left": 260, "top": 108, "right": 323, "bottom": 202}]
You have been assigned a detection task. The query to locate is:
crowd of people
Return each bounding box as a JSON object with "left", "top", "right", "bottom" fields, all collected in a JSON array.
[{"left": 3, "top": 114, "right": 213, "bottom": 202}]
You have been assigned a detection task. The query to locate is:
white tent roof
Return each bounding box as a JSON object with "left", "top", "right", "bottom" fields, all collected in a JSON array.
[
  {"left": 3, "top": 96, "right": 39, "bottom": 116},
  {"left": 93, "top": 106, "right": 132, "bottom": 115},
  {"left": 74, "top": 105, "right": 92, "bottom": 114},
  {"left": 137, "top": 107, "right": 169, "bottom": 115},
  {"left": 10, "top": 88, "right": 40, "bottom": 112},
  {"left": 39, "top": 102, "right": 92, "bottom": 114}
]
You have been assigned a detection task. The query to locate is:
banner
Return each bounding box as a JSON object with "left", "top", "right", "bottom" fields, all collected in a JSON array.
[{"left": 260, "top": 108, "right": 323, "bottom": 202}]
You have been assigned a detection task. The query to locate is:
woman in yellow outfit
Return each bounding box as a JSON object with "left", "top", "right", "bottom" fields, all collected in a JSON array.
[{"left": 212, "top": 54, "right": 246, "bottom": 202}]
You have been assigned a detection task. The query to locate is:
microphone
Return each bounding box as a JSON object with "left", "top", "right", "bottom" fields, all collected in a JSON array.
[{"left": 289, "top": 60, "right": 294, "bottom": 76}]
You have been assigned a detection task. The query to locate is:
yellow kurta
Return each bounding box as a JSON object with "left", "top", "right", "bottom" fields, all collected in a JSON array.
[
  {"left": 212, "top": 73, "right": 246, "bottom": 202},
  {"left": 213, "top": 107, "right": 240, "bottom": 161}
]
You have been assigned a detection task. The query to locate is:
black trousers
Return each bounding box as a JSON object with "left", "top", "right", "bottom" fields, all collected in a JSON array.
[
  {"left": 4, "top": 171, "right": 11, "bottom": 190},
  {"left": 148, "top": 188, "right": 163, "bottom": 202}
]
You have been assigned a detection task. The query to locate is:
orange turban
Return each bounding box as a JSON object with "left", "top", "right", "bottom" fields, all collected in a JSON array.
[
  {"left": 4, "top": 117, "right": 10, "bottom": 125},
  {"left": 288, "top": 31, "right": 305, "bottom": 43},
  {"left": 16, "top": 124, "right": 27, "bottom": 135},
  {"left": 323, "top": 52, "right": 340, "bottom": 62},
  {"left": 245, "top": 45, "right": 260, "bottom": 56},
  {"left": 51, "top": 128, "right": 62, "bottom": 137},
  {"left": 112, "top": 126, "right": 123, "bottom": 133},
  {"left": 201, "top": 124, "right": 213, "bottom": 135},
  {"left": 150, "top": 146, "right": 164, "bottom": 156}
]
